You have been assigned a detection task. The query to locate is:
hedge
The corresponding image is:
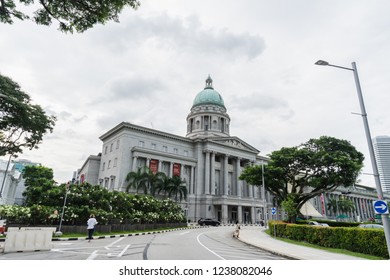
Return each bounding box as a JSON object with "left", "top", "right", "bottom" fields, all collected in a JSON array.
[{"left": 269, "top": 220, "right": 388, "bottom": 259}]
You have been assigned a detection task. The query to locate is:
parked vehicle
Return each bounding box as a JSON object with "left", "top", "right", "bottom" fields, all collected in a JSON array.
[
  {"left": 308, "top": 221, "right": 329, "bottom": 227},
  {"left": 358, "top": 224, "right": 383, "bottom": 229},
  {"left": 197, "top": 218, "right": 220, "bottom": 226}
]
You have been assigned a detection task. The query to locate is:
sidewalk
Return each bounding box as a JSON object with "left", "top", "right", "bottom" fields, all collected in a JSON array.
[{"left": 238, "top": 226, "right": 366, "bottom": 260}]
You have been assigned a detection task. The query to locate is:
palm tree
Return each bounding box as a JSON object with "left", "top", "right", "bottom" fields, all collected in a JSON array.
[
  {"left": 125, "top": 166, "right": 148, "bottom": 194},
  {"left": 338, "top": 197, "right": 355, "bottom": 213},
  {"left": 326, "top": 198, "right": 339, "bottom": 216},
  {"left": 168, "top": 176, "right": 188, "bottom": 202},
  {"left": 153, "top": 173, "right": 171, "bottom": 197},
  {"left": 144, "top": 169, "right": 166, "bottom": 196}
]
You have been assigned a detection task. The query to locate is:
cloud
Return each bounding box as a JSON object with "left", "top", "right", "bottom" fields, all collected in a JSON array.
[{"left": 88, "top": 13, "right": 266, "bottom": 60}]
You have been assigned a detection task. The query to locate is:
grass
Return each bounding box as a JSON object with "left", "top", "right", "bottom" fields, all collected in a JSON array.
[
  {"left": 56, "top": 226, "right": 188, "bottom": 239},
  {"left": 264, "top": 229, "right": 385, "bottom": 260}
]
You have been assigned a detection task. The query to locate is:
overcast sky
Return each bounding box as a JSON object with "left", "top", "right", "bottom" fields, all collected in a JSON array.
[{"left": 1, "top": 0, "right": 389, "bottom": 188}]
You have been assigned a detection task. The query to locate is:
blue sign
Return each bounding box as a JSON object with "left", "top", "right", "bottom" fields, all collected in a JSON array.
[
  {"left": 373, "top": 200, "right": 389, "bottom": 214},
  {"left": 271, "top": 207, "right": 276, "bottom": 215}
]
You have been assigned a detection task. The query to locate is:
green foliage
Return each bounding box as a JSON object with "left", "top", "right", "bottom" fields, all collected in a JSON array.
[
  {"left": 0, "top": 74, "right": 56, "bottom": 156},
  {"left": 2, "top": 180, "right": 186, "bottom": 226},
  {"left": 125, "top": 167, "right": 188, "bottom": 202},
  {"left": 240, "top": 136, "right": 364, "bottom": 222},
  {"left": 0, "top": 0, "right": 140, "bottom": 33},
  {"left": 269, "top": 221, "right": 388, "bottom": 259},
  {"left": 281, "top": 194, "right": 299, "bottom": 223},
  {"left": 22, "top": 165, "right": 57, "bottom": 206}
]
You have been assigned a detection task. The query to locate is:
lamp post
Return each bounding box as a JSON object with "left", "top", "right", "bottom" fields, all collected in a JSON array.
[
  {"left": 261, "top": 161, "right": 268, "bottom": 228},
  {"left": 315, "top": 60, "right": 390, "bottom": 258},
  {"left": 57, "top": 182, "right": 70, "bottom": 235}
]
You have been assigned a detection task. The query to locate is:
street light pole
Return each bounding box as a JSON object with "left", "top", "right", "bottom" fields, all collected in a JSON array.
[
  {"left": 261, "top": 162, "right": 268, "bottom": 228},
  {"left": 315, "top": 60, "right": 390, "bottom": 258}
]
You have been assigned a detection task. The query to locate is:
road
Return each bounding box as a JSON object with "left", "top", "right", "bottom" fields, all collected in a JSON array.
[{"left": 0, "top": 226, "right": 287, "bottom": 260}]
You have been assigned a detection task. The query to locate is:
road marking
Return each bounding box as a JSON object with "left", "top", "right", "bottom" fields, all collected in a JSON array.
[
  {"left": 87, "top": 250, "right": 99, "bottom": 260},
  {"left": 179, "top": 231, "right": 190, "bottom": 235},
  {"left": 196, "top": 233, "right": 225, "bottom": 260},
  {"left": 105, "top": 237, "right": 124, "bottom": 250}
]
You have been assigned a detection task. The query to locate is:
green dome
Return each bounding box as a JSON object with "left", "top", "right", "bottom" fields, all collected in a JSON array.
[{"left": 192, "top": 76, "right": 225, "bottom": 108}]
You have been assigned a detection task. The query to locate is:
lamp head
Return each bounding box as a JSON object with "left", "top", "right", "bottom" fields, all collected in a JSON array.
[{"left": 315, "top": 60, "right": 329, "bottom": 66}]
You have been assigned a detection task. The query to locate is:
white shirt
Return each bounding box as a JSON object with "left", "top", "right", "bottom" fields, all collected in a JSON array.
[{"left": 87, "top": 217, "right": 98, "bottom": 229}]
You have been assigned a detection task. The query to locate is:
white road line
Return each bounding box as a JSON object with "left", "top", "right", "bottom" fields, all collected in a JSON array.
[
  {"left": 117, "top": 244, "right": 131, "bottom": 257},
  {"left": 87, "top": 250, "right": 99, "bottom": 260},
  {"left": 104, "top": 237, "right": 124, "bottom": 250},
  {"left": 179, "top": 231, "right": 190, "bottom": 235},
  {"left": 196, "top": 233, "right": 225, "bottom": 260}
]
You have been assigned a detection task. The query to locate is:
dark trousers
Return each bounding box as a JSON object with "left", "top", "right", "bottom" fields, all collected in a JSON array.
[{"left": 88, "top": 228, "right": 95, "bottom": 240}]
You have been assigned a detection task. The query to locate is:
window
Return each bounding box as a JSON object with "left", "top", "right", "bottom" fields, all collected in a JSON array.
[
  {"left": 151, "top": 143, "right": 156, "bottom": 150},
  {"left": 114, "top": 158, "right": 117, "bottom": 167},
  {"left": 108, "top": 160, "right": 111, "bottom": 169},
  {"left": 139, "top": 141, "right": 144, "bottom": 147},
  {"left": 116, "top": 139, "right": 120, "bottom": 149},
  {"left": 163, "top": 146, "right": 168, "bottom": 152},
  {"left": 184, "top": 150, "right": 188, "bottom": 157},
  {"left": 110, "top": 143, "right": 113, "bottom": 152},
  {"left": 104, "top": 146, "right": 108, "bottom": 154},
  {"left": 174, "top": 148, "right": 178, "bottom": 154},
  {"left": 102, "top": 162, "right": 105, "bottom": 171}
]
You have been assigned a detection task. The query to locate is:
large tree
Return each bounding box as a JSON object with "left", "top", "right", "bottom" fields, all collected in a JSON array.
[
  {"left": 240, "top": 136, "right": 364, "bottom": 222},
  {"left": 0, "top": 74, "right": 56, "bottom": 157},
  {"left": 0, "top": 0, "right": 140, "bottom": 33},
  {"left": 22, "top": 165, "right": 56, "bottom": 206}
]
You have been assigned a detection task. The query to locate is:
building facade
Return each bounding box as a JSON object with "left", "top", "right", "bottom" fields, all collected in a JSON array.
[
  {"left": 373, "top": 135, "right": 390, "bottom": 194},
  {"left": 93, "top": 76, "right": 272, "bottom": 224},
  {"left": 79, "top": 76, "right": 389, "bottom": 224}
]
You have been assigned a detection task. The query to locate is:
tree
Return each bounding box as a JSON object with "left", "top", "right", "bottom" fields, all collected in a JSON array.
[
  {"left": 0, "top": 0, "right": 140, "bottom": 33},
  {"left": 167, "top": 176, "right": 188, "bottom": 202},
  {"left": 240, "top": 136, "right": 364, "bottom": 222},
  {"left": 22, "top": 165, "right": 56, "bottom": 206},
  {"left": 0, "top": 74, "right": 56, "bottom": 157},
  {"left": 125, "top": 166, "right": 148, "bottom": 194}
]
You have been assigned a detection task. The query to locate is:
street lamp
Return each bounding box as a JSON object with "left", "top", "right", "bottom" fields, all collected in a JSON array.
[
  {"left": 315, "top": 60, "right": 390, "bottom": 258},
  {"left": 261, "top": 161, "right": 268, "bottom": 228}
]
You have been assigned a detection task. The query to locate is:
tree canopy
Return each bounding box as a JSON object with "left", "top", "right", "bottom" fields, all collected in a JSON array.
[
  {"left": 240, "top": 136, "right": 364, "bottom": 222},
  {"left": 0, "top": 0, "right": 140, "bottom": 33},
  {"left": 0, "top": 74, "right": 56, "bottom": 157}
]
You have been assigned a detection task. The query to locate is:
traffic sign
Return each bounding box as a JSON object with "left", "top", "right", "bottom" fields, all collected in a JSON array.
[
  {"left": 373, "top": 200, "right": 389, "bottom": 215},
  {"left": 271, "top": 207, "right": 276, "bottom": 215}
]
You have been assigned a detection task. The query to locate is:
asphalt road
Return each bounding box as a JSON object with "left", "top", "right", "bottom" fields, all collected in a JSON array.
[{"left": 0, "top": 226, "right": 287, "bottom": 260}]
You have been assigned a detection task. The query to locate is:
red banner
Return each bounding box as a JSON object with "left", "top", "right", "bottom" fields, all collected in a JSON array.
[
  {"left": 173, "top": 163, "right": 181, "bottom": 177},
  {"left": 149, "top": 159, "right": 159, "bottom": 174}
]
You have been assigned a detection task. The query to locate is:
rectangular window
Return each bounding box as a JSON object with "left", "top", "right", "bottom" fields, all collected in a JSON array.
[
  {"left": 184, "top": 150, "right": 188, "bottom": 156},
  {"left": 174, "top": 148, "right": 178, "bottom": 154},
  {"left": 102, "top": 162, "right": 105, "bottom": 171},
  {"left": 139, "top": 141, "right": 144, "bottom": 147},
  {"left": 114, "top": 158, "right": 117, "bottom": 167},
  {"left": 151, "top": 143, "right": 156, "bottom": 150},
  {"left": 116, "top": 140, "right": 120, "bottom": 149},
  {"left": 163, "top": 146, "right": 168, "bottom": 152}
]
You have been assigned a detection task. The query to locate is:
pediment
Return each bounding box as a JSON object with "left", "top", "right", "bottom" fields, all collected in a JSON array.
[{"left": 208, "top": 136, "right": 260, "bottom": 153}]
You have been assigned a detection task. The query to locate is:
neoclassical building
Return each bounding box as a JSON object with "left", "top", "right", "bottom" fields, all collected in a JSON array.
[
  {"left": 78, "top": 76, "right": 389, "bottom": 224},
  {"left": 80, "top": 76, "right": 271, "bottom": 224}
]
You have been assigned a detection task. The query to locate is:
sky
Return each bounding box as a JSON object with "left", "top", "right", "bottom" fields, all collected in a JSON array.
[{"left": 1, "top": 0, "right": 389, "bottom": 188}]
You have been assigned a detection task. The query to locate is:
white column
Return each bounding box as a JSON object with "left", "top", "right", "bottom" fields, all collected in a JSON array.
[
  {"left": 236, "top": 158, "right": 241, "bottom": 197},
  {"left": 224, "top": 155, "right": 229, "bottom": 196},
  {"left": 132, "top": 156, "right": 138, "bottom": 171},
  {"left": 210, "top": 153, "right": 215, "bottom": 195},
  {"left": 205, "top": 151, "right": 210, "bottom": 194}
]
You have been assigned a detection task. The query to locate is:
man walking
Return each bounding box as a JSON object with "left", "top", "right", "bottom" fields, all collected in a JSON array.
[{"left": 87, "top": 214, "right": 98, "bottom": 242}]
